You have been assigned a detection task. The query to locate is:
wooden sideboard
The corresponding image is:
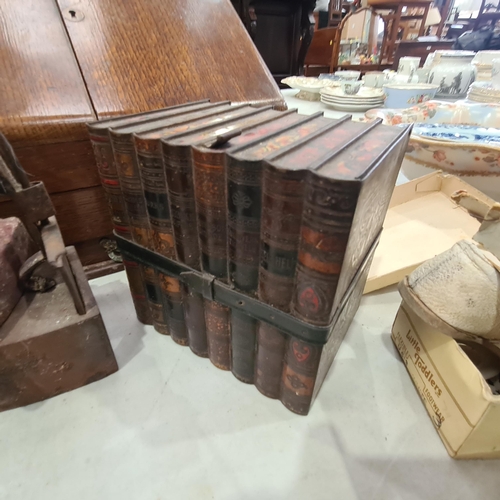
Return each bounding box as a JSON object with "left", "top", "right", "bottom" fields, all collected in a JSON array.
[{"left": 0, "top": 0, "right": 284, "bottom": 269}]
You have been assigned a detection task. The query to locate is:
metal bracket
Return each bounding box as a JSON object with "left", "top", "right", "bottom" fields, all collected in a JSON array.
[{"left": 115, "top": 232, "right": 380, "bottom": 344}]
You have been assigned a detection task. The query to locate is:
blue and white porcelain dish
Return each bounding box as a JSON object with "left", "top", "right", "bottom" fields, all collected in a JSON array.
[
  {"left": 363, "top": 100, "right": 500, "bottom": 200},
  {"left": 410, "top": 123, "right": 500, "bottom": 144}
]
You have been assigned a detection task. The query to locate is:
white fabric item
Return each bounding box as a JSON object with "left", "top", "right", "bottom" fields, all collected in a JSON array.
[
  {"left": 315, "top": 0, "right": 329, "bottom": 12},
  {"left": 407, "top": 240, "right": 500, "bottom": 338}
]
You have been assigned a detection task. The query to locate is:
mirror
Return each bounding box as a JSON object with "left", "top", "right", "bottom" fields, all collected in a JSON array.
[{"left": 337, "top": 8, "right": 385, "bottom": 67}]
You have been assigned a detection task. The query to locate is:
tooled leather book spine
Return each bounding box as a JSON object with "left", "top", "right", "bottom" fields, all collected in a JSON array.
[
  {"left": 226, "top": 157, "right": 261, "bottom": 382},
  {"left": 121, "top": 258, "right": 153, "bottom": 325},
  {"left": 280, "top": 337, "right": 323, "bottom": 415},
  {"left": 292, "top": 178, "right": 359, "bottom": 326},
  {"left": 254, "top": 323, "right": 287, "bottom": 398},
  {"left": 226, "top": 156, "right": 263, "bottom": 294},
  {"left": 204, "top": 300, "right": 231, "bottom": 370},
  {"left": 89, "top": 133, "right": 131, "bottom": 239},
  {"left": 191, "top": 147, "right": 231, "bottom": 370},
  {"left": 162, "top": 143, "right": 208, "bottom": 356},
  {"left": 255, "top": 166, "right": 306, "bottom": 397},
  {"left": 230, "top": 310, "right": 257, "bottom": 383},
  {"left": 225, "top": 112, "right": 333, "bottom": 384},
  {"left": 181, "top": 283, "right": 208, "bottom": 357},
  {"left": 136, "top": 139, "right": 189, "bottom": 345},
  {"left": 162, "top": 144, "right": 201, "bottom": 268},
  {"left": 111, "top": 132, "right": 169, "bottom": 335},
  {"left": 292, "top": 129, "right": 410, "bottom": 326},
  {"left": 281, "top": 126, "right": 411, "bottom": 414},
  {"left": 258, "top": 166, "right": 306, "bottom": 311},
  {"left": 89, "top": 132, "right": 151, "bottom": 325}
]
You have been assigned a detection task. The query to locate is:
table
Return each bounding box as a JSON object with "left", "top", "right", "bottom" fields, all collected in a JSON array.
[{"left": 1, "top": 92, "right": 500, "bottom": 500}]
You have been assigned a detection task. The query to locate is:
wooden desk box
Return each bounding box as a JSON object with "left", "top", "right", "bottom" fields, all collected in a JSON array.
[{"left": 0, "top": 0, "right": 284, "bottom": 269}]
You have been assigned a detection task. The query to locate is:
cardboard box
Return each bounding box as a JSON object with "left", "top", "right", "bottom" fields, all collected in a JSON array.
[
  {"left": 365, "top": 172, "right": 498, "bottom": 294},
  {"left": 392, "top": 301, "right": 500, "bottom": 459}
]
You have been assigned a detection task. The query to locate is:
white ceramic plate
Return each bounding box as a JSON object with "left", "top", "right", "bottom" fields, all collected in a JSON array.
[
  {"left": 320, "top": 95, "right": 385, "bottom": 105},
  {"left": 320, "top": 86, "right": 385, "bottom": 99},
  {"left": 320, "top": 99, "right": 383, "bottom": 111}
]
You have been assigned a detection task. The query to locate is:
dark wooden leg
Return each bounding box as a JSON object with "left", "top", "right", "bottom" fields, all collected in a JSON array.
[{"left": 297, "top": 0, "right": 316, "bottom": 75}]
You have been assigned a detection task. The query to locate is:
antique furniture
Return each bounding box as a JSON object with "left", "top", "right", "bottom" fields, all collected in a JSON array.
[
  {"left": 231, "top": 0, "right": 317, "bottom": 83},
  {"left": 475, "top": 0, "right": 500, "bottom": 29},
  {"left": 0, "top": 0, "right": 284, "bottom": 272},
  {"left": 392, "top": 39, "right": 455, "bottom": 69},
  {"left": 328, "top": 0, "right": 354, "bottom": 27},
  {"left": 304, "top": 27, "right": 341, "bottom": 75},
  {"left": 370, "top": 0, "right": 433, "bottom": 63},
  {"left": 332, "top": 7, "right": 389, "bottom": 72}
]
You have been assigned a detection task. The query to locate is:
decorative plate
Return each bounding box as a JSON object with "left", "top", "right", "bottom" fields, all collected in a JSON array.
[
  {"left": 363, "top": 100, "right": 500, "bottom": 190},
  {"left": 321, "top": 99, "right": 383, "bottom": 112},
  {"left": 320, "top": 86, "right": 385, "bottom": 99},
  {"left": 411, "top": 123, "right": 500, "bottom": 144},
  {"left": 281, "top": 77, "right": 340, "bottom": 93}
]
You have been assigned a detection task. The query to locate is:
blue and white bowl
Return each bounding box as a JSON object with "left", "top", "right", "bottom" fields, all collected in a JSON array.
[{"left": 382, "top": 83, "right": 439, "bottom": 108}]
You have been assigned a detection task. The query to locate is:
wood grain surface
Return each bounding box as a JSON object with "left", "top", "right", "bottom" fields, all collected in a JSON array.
[
  {"left": 16, "top": 140, "right": 99, "bottom": 194},
  {"left": 57, "top": 0, "right": 285, "bottom": 116},
  {"left": 0, "top": 186, "right": 112, "bottom": 245},
  {"left": 0, "top": 0, "right": 95, "bottom": 146}
]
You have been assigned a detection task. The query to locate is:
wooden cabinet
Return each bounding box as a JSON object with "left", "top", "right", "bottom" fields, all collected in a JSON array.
[
  {"left": 371, "top": 0, "right": 432, "bottom": 63},
  {"left": 232, "top": 0, "right": 317, "bottom": 83},
  {"left": 0, "top": 0, "right": 284, "bottom": 267},
  {"left": 392, "top": 39, "right": 454, "bottom": 68}
]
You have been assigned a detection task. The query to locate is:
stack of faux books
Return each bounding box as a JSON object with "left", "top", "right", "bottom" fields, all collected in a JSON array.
[{"left": 87, "top": 101, "right": 410, "bottom": 415}]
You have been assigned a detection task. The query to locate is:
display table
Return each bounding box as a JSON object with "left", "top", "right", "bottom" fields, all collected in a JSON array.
[{"left": 1, "top": 91, "right": 499, "bottom": 500}]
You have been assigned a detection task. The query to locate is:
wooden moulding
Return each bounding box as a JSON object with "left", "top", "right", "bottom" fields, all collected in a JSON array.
[{"left": 0, "top": 247, "right": 118, "bottom": 412}]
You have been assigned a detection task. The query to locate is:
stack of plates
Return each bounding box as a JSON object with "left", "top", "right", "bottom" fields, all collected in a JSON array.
[
  {"left": 320, "top": 86, "right": 385, "bottom": 112},
  {"left": 467, "top": 81, "right": 500, "bottom": 104},
  {"left": 472, "top": 50, "right": 500, "bottom": 83}
]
